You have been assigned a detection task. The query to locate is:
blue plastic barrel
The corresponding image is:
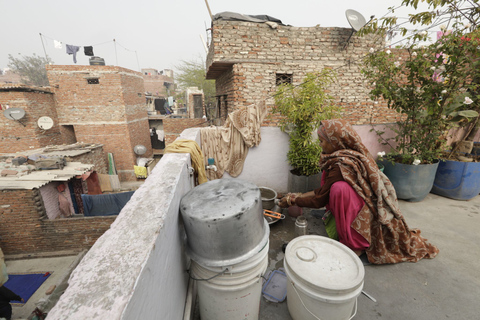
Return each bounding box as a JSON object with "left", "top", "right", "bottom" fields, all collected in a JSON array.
[{"left": 431, "top": 160, "right": 480, "bottom": 200}]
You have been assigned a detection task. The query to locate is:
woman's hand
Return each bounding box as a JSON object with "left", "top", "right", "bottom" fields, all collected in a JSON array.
[
  {"left": 278, "top": 196, "right": 289, "bottom": 208},
  {"left": 278, "top": 193, "right": 302, "bottom": 208}
]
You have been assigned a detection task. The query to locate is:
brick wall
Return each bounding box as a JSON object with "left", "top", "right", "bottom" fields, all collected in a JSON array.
[
  {"left": 68, "top": 145, "right": 108, "bottom": 174},
  {"left": 207, "top": 21, "right": 396, "bottom": 126},
  {"left": 73, "top": 124, "right": 138, "bottom": 181},
  {"left": 143, "top": 74, "right": 174, "bottom": 96},
  {"left": 0, "top": 89, "right": 62, "bottom": 152},
  {"left": 163, "top": 118, "right": 208, "bottom": 145},
  {"left": 46, "top": 65, "right": 152, "bottom": 181},
  {"left": 0, "top": 189, "right": 115, "bottom": 255}
]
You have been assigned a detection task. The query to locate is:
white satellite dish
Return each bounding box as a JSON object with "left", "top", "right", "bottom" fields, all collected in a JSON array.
[
  {"left": 3, "top": 108, "right": 26, "bottom": 120},
  {"left": 346, "top": 9, "right": 367, "bottom": 31},
  {"left": 38, "top": 116, "right": 54, "bottom": 130},
  {"left": 343, "top": 9, "right": 369, "bottom": 50}
]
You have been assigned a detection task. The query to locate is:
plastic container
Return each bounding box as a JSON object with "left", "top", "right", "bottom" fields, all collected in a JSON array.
[
  {"left": 262, "top": 269, "right": 287, "bottom": 302},
  {"left": 431, "top": 159, "right": 480, "bottom": 200},
  {"left": 191, "top": 240, "right": 269, "bottom": 320},
  {"left": 89, "top": 56, "right": 105, "bottom": 65},
  {"left": 284, "top": 235, "right": 364, "bottom": 320}
]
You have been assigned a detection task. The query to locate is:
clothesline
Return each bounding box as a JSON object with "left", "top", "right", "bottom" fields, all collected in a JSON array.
[
  {"left": 40, "top": 33, "right": 114, "bottom": 48},
  {"left": 39, "top": 33, "right": 140, "bottom": 68}
]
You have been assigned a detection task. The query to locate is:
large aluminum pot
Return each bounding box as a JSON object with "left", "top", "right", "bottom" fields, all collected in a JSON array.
[{"left": 180, "top": 179, "right": 269, "bottom": 267}]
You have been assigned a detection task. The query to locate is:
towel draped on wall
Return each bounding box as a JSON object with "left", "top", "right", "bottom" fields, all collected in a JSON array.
[
  {"left": 165, "top": 139, "right": 208, "bottom": 185},
  {"left": 200, "top": 100, "right": 267, "bottom": 180}
]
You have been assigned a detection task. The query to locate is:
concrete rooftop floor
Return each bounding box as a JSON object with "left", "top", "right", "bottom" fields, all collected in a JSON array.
[
  {"left": 5, "top": 193, "right": 479, "bottom": 319},
  {"left": 260, "top": 193, "right": 480, "bottom": 320}
]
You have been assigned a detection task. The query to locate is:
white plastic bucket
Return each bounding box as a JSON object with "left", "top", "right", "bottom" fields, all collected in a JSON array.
[
  {"left": 191, "top": 241, "right": 269, "bottom": 320},
  {"left": 284, "top": 235, "right": 364, "bottom": 320}
]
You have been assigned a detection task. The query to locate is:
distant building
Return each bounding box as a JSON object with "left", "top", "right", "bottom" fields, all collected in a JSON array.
[
  {"left": 141, "top": 68, "right": 175, "bottom": 97},
  {"left": 46, "top": 65, "right": 153, "bottom": 182},
  {"left": 0, "top": 84, "right": 62, "bottom": 151},
  {"left": 0, "top": 68, "right": 21, "bottom": 84}
]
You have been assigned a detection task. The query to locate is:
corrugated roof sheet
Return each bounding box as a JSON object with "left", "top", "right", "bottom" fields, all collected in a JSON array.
[
  {"left": 0, "top": 143, "right": 103, "bottom": 159},
  {"left": 0, "top": 162, "right": 94, "bottom": 190},
  {"left": 0, "top": 83, "right": 52, "bottom": 93}
]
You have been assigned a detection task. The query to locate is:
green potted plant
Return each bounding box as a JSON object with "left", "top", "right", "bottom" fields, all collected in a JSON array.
[
  {"left": 272, "top": 70, "right": 341, "bottom": 192},
  {"left": 361, "top": 0, "right": 480, "bottom": 201}
]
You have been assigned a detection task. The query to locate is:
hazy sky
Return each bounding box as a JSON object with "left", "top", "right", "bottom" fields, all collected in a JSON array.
[{"left": 0, "top": 0, "right": 431, "bottom": 74}]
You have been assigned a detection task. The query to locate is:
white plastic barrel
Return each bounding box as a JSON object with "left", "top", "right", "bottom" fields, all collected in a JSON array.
[
  {"left": 191, "top": 241, "right": 269, "bottom": 320},
  {"left": 284, "top": 235, "right": 364, "bottom": 320}
]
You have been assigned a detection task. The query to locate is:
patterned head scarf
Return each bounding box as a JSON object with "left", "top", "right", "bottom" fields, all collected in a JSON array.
[{"left": 318, "top": 119, "right": 373, "bottom": 160}]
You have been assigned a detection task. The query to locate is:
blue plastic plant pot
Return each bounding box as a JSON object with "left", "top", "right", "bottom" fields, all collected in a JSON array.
[
  {"left": 379, "top": 159, "right": 439, "bottom": 202},
  {"left": 431, "top": 159, "right": 480, "bottom": 201}
]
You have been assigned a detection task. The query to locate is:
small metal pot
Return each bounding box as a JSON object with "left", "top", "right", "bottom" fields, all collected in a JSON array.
[{"left": 259, "top": 186, "right": 277, "bottom": 210}]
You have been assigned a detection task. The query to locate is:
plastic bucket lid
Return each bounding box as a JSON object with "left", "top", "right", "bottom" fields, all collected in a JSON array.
[{"left": 284, "top": 235, "right": 364, "bottom": 302}]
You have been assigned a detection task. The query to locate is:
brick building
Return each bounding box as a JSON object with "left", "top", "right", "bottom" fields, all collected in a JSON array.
[
  {"left": 0, "top": 69, "right": 21, "bottom": 84},
  {"left": 0, "top": 84, "right": 62, "bottom": 152},
  {"left": 46, "top": 65, "right": 153, "bottom": 181},
  {"left": 0, "top": 143, "right": 115, "bottom": 255},
  {"left": 206, "top": 19, "right": 398, "bottom": 125},
  {"left": 141, "top": 68, "right": 175, "bottom": 97}
]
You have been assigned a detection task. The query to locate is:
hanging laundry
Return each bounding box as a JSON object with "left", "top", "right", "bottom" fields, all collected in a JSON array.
[
  {"left": 54, "top": 40, "right": 62, "bottom": 49},
  {"left": 66, "top": 44, "right": 80, "bottom": 63},
  {"left": 84, "top": 46, "right": 94, "bottom": 56}
]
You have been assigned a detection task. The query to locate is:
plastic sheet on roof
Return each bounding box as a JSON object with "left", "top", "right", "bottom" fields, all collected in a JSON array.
[{"left": 213, "top": 11, "right": 283, "bottom": 25}]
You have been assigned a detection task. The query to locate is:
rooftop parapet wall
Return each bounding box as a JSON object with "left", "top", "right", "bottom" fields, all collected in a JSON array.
[
  {"left": 207, "top": 21, "right": 381, "bottom": 76},
  {"left": 47, "top": 130, "right": 200, "bottom": 320}
]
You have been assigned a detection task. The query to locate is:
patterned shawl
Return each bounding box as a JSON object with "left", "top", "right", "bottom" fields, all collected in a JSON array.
[{"left": 319, "top": 119, "right": 439, "bottom": 264}]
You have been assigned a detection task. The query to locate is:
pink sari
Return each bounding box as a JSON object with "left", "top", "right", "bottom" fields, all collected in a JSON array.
[{"left": 323, "top": 172, "right": 370, "bottom": 251}]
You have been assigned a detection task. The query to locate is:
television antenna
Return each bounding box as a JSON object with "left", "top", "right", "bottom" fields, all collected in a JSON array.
[
  {"left": 3, "top": 108, "right": 26, "bottom": 127},
  {"left": 343, "top": 9, "right": 371, "bottom": 50}
]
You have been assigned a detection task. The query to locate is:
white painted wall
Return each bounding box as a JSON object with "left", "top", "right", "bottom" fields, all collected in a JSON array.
[
  {"left": 47, "top": 130, "right": 200, "bottom": 320},
  {"left": 223, "top": 127, "right": 291, "bottom": 193},
  {"left": 221, "top": 125, "right": 395, "bottom": 194}
]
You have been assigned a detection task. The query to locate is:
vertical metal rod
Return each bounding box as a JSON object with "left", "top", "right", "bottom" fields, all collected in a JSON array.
[
  {"left": 113, "top": 39, "right": 118, "bottom": 65},
  {"left": 39, "top": 33, "right": 49, "bottom": 60},
  {"left": 135, "top": 51, "right": 140, "bottom": 72}
]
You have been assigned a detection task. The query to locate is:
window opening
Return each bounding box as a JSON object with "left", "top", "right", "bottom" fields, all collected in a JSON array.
[
  {"left": 276, "top": 73, "right": 293, "bottom": 86},
  {"left": 87, "top": 78, "right": 99, "bottom": 84}
]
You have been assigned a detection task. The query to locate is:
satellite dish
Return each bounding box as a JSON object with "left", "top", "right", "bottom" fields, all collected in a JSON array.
[
  {"left": 38, "top": 116, "right": 54, "bottom": 130},
  {"left": 343, "top": 9, "right": 369, "bottom": 50},
  {"left": 3, "top": 108, "right": 26, "bottom": 120},
  {"left": 134, "top": 145, "right": 147, "bottom": 155},
  {"left": 346, "top": 9, "right": 367, "bottom": 31}
]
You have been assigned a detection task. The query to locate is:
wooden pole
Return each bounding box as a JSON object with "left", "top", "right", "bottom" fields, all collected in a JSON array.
[{"left": 204, "top": 0, "right": 213, "bottom": 20}]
